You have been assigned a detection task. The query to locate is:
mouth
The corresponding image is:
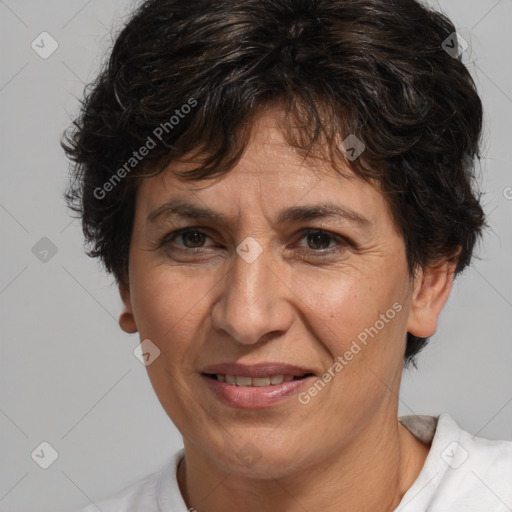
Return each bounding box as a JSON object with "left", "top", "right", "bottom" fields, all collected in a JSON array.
[
  {"left": 199, "top": 362, "right": 317, "bottom": 409},
  {"left": 202, "top": 372, "right": 315, "bottom": 387}
]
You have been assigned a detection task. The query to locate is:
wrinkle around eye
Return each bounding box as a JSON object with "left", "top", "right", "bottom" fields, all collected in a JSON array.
[{"left": 151, "top": 227, "right": 360, "bottom": 264}]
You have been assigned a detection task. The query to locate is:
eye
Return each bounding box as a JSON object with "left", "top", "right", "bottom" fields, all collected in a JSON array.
[
  {"left": 301, "top": 230, "right": 337, "bottom": 250},
  {"left": 160, "top": 228, "right": 214, "bottom": 250},
  {"left": 156, "top": 227, "right": 351, "bottom": 259},
  {"left": 294, "top": 229, "right": 349, "bottom": 256}
]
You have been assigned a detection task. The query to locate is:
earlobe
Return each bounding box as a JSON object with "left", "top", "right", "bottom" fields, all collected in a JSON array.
[
  {"left": 118, "top": 281, "right": 138, "bottom": 334},
  {"left": 406, "top": 260, "right": 457, "bottom": 338}
]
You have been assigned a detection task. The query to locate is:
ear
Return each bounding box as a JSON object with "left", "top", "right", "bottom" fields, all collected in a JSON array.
[
  {"left": 118, "top": 280, "right": 138, "bottom": 334},
  {"left": 406, "top": 260, "right": 457, "bottom": 338}
]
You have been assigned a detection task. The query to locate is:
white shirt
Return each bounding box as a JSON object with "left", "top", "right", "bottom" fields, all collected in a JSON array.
[{"left": 76, "top": 413, "right": 512, "bottom": 511}]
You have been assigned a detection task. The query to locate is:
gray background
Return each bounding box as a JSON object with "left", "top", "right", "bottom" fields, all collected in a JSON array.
[{"left": 0, "top": 1, "right": 511, "bottom": 511}]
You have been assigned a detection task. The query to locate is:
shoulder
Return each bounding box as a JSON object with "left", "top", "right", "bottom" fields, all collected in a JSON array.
[
  {"left": 434, "top": 413, "right": 512, "bottom": 478},
  {"left": 398, "top": 413, "right": 512, "bottom": 511},
  {"left": 77, "top": 472, "right": 158, "bottom": 512},
  {"left": 73, "top": 449, "right": 185, "bottom": 512},
  {"left": 437, "top": 414, "right": 512, "bottom": 503}
]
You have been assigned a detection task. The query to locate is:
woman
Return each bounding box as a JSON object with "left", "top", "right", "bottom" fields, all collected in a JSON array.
[{"left": 63, "top": 0, "right": 512, "bottom": 510}]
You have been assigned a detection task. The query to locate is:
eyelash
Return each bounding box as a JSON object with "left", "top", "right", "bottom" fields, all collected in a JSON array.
[{"left": 157, "top": 227, "right": 351, "bottom": 258}]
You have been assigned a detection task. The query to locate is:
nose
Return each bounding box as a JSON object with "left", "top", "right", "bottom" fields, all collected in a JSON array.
[{"left": 210, "top": 242, "right": 294, "bottom": 346}]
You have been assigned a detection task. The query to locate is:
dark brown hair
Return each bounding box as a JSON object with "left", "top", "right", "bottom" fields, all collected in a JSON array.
[{"left": 62, "top": 0, "right": 485, "bottom": 366}]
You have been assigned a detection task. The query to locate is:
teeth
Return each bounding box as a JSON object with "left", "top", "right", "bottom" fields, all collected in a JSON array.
[
  {"left": 270, "top": 375, "right": 284, "bottom": 385},
  {"left": 216, "top": 374, "right": 304, "bottom": 386},
  {"left": 235, "top": 376, "right": 252, "bottom": 387},
  {"left": 252, "top": 377, "right": 271, "bottom": 387}
]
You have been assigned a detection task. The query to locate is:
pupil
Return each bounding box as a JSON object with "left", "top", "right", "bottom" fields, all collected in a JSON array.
[
  {"left": 308, "top": 231, "right": 330, "bottom": 250},
  {"left": 184, "top": 231, "right": 204, "bottom": 247}
]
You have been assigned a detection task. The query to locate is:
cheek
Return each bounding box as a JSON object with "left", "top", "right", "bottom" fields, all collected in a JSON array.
[
  {"left": 291, "top": 264, "right": 407, "bottom": 357},
  {"left": 128, "top": 268, "right": 215, "bottom": 421},
  {"left": 130, "top": 266, "right": 214, "bottom": 361}
]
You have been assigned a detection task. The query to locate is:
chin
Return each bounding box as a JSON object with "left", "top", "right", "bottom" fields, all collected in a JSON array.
[{"left": 206, "top": 432, "right": 311, "bottom": 479}]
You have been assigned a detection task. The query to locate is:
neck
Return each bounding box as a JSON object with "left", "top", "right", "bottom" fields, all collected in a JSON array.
[{"left": 177, "top": 414, "right": 430, "bottom": 512}]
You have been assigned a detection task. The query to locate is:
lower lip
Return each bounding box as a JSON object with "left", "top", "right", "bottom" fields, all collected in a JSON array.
[{"left": 202, "top": 375, "right": 313, "bottom": 409}]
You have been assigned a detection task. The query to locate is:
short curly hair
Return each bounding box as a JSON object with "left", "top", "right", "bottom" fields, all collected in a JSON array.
[{"left": 62, "top": 0, "right": 485, "bottom": 366}]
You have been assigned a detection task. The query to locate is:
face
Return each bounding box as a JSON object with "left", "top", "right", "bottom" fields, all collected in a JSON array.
[{"left": 120, "top": 111, "right": 452, "bottom": 477}]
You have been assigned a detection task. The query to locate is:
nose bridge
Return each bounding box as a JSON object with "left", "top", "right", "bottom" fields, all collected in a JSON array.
[{"left": 211, "top": 240, "right": 292, "bottom": 345}]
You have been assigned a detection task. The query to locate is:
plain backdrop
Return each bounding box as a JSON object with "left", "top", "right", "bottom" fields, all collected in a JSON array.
[{"left": 0, "top": 0, "right": 511, "bottom": 510}]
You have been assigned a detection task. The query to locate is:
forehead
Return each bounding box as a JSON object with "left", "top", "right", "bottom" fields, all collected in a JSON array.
[{"left": 134, "top": 111, "right": 392, "bottom": 229}]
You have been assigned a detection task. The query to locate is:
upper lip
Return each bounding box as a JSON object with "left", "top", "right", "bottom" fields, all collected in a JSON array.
[{"left": 201, "top": 362, "right": 316, "bottom": 378}]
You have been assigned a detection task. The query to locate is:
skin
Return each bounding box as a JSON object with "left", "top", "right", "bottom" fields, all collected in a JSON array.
[{"left": 119, "top": 110, "right": 456, "bottom": 512}]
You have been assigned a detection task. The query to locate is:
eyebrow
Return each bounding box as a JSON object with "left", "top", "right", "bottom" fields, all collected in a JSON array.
[{"left": 147, "top": 199, "right": 370, "bottom": 227}]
